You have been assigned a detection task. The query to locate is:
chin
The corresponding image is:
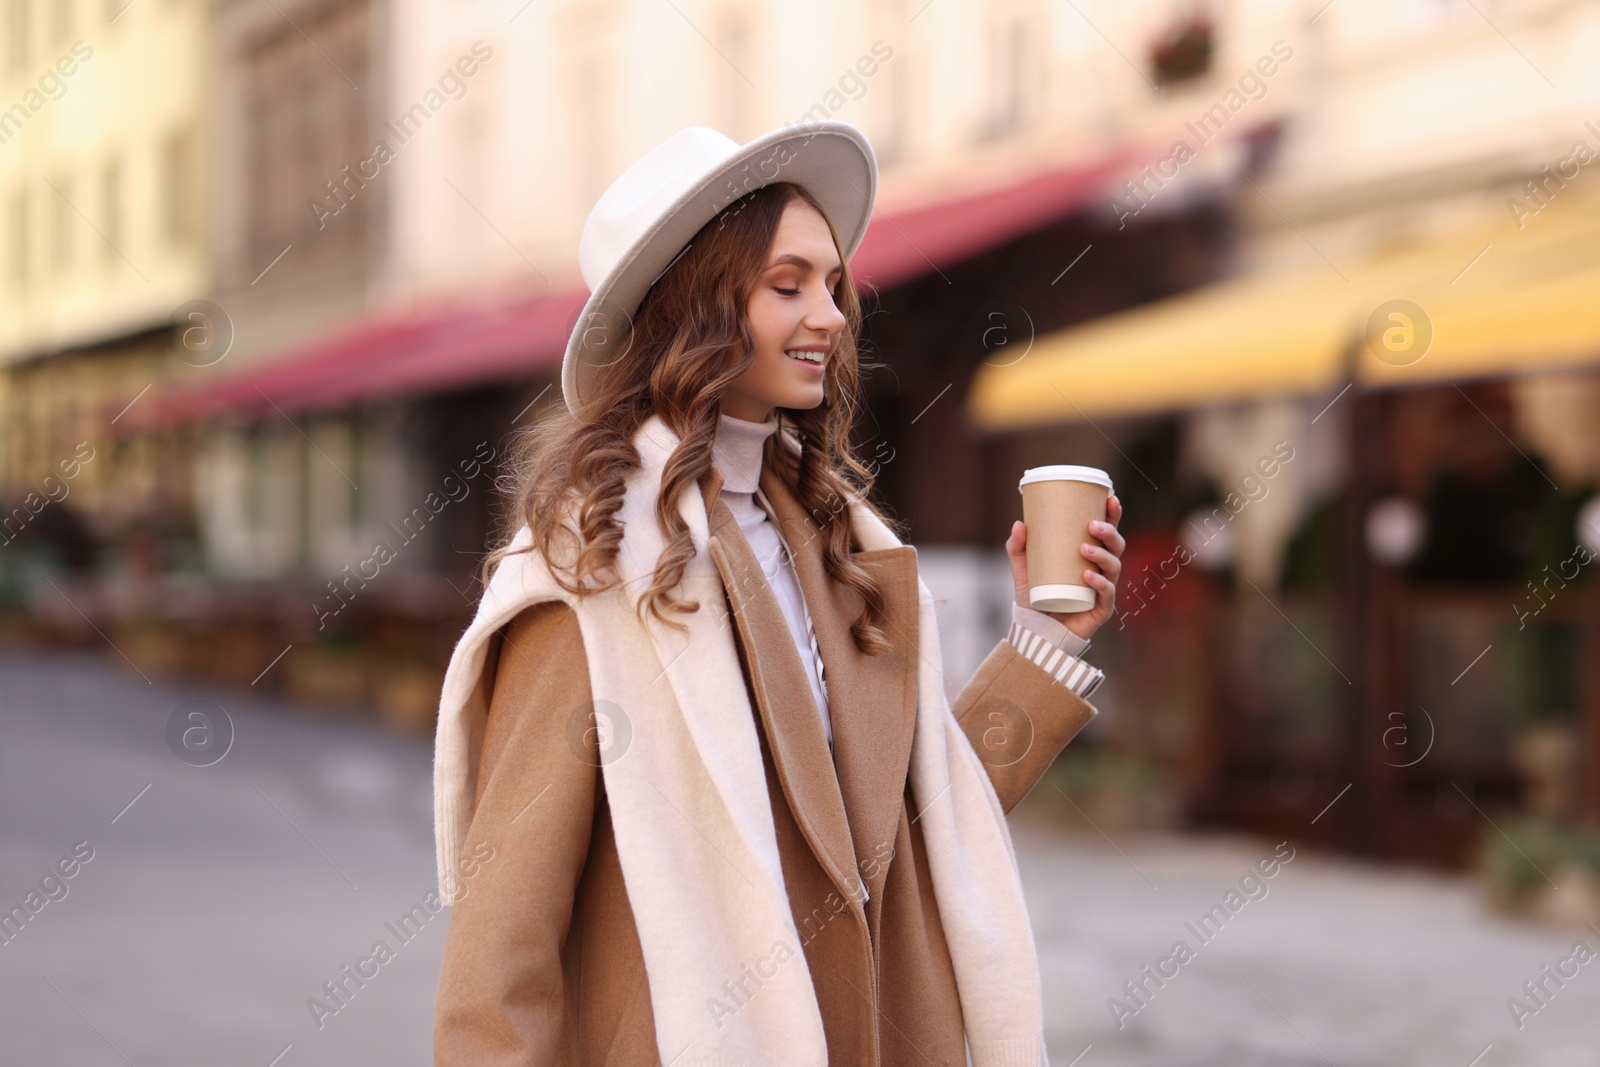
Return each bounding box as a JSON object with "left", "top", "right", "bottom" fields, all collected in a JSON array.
[{"left": 783, "top": 390, "right": 826, "bottom": 412}]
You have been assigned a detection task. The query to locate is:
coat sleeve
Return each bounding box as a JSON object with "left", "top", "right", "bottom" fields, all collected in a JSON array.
[
  {"left": 949, "top": 631, "right": 1100, "bottom": 816},
  {"left": 433, "top": 600, "right": 599, "bottom": 1066}
]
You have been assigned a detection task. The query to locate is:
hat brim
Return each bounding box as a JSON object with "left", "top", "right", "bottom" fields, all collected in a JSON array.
[{"left": 561, "top": 121, "right": 877, "bottom": 417}]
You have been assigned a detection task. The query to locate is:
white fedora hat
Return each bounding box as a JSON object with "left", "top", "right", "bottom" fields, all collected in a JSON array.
[{"left": 561, "top": 120, "right": 878, "bottom": 416}]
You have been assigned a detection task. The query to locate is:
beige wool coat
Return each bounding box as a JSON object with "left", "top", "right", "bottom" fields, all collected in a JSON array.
[{"left": 431, "top": 457, "right": 1100, "bottom": 1066}]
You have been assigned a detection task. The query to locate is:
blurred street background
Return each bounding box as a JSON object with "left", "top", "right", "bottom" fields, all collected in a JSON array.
[{"left": 4, "top": 0, "right": 1600, "bottom": 1063}]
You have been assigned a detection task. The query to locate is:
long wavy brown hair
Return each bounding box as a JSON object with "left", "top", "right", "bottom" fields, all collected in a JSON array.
[{"left": 483, "top": 181, "right": 902, "bottom": 654}]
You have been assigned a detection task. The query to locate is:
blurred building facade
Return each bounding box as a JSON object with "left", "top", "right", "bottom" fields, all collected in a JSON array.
[
  {"left": 5, "top": 0, "right": 1599, "bottom": 867},
  {"left": 1, "top": 0, "right": 212, "bottom": 603},
  {"left": 967, "top": 0, "right": 1600, "bottom": 862}
]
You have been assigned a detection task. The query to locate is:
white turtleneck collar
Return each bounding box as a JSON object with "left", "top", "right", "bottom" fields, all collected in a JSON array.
[{"left": 712, "top": 411, "right": 779, "bottom": 494}]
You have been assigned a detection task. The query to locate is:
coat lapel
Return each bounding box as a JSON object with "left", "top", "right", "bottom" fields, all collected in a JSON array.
[
  {"left": 701, "top": 470, "right": 866, "bottom": 916},
  {"left": 750, "top": 457, "right": 922, "bottom": 913}
]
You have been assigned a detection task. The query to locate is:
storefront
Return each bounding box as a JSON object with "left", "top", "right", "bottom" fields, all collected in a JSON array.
[{"left": 968, "top": 195, "right": 1600, "bottom": 863}]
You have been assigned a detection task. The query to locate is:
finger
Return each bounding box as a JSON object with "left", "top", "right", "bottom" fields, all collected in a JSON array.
[
  {"left": 1082, "top": 540, "right": 1123, "bottom": 578},
  {"left": 1086, "top": 569, "right": 1117, "bottom": 612},
  {"left": 1083, "top": 567, "right": 1112, "bottom": 590},
  {"left": 1007, "top": 524, "right": 1027, "bottom": 574},
  {"left": 1009, "top": 522, "right": 1029, "bottom": 601},
  {"left": 1007, "top": 519, "right": 1026, "bottom": 552},
  {"left": 1089, "top": 519, "right": 1126, "bottom": 557}
]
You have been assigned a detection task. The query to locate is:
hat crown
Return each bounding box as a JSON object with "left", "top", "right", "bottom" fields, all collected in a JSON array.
[{"left": 578, "top": 126, "right": 742, "bottom": 291}]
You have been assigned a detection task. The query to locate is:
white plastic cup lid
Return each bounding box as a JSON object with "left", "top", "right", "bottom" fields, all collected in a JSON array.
[{"left": 1018, "top": 465, "right": 1114, "bottom": 492}]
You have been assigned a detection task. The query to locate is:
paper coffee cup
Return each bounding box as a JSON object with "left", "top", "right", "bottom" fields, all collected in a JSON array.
[{"left": 1018, "top": 465, "right": 1113, "bottom": 613}]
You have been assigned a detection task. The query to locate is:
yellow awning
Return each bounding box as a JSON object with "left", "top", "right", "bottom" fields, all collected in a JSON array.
[
  {"left": 965, "top": 269, "right": 1354, "bottom": 431},
  {"left": 1356, "top": 209, "right": 1600, "bottom": 388},
  {"left": 968, "top": 198, "right": 1600, "bottom": 430}
]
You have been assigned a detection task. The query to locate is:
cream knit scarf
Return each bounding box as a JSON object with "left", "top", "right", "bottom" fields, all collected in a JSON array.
[{"left": 433, "top": 413, "right": 1049, "bottom": 1066}]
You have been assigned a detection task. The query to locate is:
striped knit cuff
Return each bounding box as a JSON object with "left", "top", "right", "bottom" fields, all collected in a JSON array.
[
  {"left": 1007, "top": 603, "right": 1105, "bottom": 700},
  {"left": 1011, "top": 601, "right": 1091, "bottom": 658}
]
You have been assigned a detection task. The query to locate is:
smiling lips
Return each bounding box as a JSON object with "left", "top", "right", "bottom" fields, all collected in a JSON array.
[{"left": 785, "top": 348, "right": 827, "bottom": 373}]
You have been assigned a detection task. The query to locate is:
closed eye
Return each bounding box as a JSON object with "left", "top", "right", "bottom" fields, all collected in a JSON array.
[{"left": 775, "top": 287, "right": 801, "bottom": 296}]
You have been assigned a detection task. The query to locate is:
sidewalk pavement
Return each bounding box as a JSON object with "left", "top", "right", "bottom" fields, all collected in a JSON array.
[
  {"left": 2, "top": 648, "right": 1594, "bottom": 1066},
  {"left": 1010, "top": 814, "right": 1597, "bottom": 1067}
]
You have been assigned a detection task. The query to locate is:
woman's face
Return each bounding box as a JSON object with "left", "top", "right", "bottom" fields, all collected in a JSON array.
[{"left": 722, "top": 199, "right": 847, "bottom": 423}]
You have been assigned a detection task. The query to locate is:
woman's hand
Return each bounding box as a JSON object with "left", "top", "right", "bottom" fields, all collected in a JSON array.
[{"left": 1005, "top": 494, "right": 1124, "bottom": 640}]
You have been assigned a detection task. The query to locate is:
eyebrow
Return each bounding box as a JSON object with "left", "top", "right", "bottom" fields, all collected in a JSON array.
[{"left": 766, "top": 252, "right": 842, "bottom": 278}]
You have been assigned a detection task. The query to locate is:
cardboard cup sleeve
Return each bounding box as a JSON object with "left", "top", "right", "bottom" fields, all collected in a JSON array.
[{"left": 1018, "top": 465, "right": 1114, "bottom": 614}]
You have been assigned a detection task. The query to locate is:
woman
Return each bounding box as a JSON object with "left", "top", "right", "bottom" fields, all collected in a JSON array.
[{"left": 431, "top": 121, "right": 1124, "bottom": 1066}]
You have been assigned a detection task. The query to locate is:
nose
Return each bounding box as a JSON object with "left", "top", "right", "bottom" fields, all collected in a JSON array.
[{"left": 804, "top": 286, "right": 847, "bottom": 337}]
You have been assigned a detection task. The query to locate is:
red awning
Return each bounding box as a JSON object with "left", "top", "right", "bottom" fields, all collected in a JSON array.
[
  {"left": 131, "top": 147, "right": 1137, "bottom": 431},
  {"left": 847, "top": 151, "right": 1131, "bottom": 290},
  {"left": 125, "top": 288, "right": 590, "bottom": 432}
]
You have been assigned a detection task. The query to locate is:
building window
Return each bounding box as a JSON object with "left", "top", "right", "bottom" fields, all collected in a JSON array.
[
  {"left": 1149, "top": 8, "right": 1214, "bottom": 88},
  {"left": 978, "top": 13, "right": 1030, "bottom": 140},
  {"left": 5, "top": 0, "right": 27, "bottom": 73},
  {"left": 716, "top": 15, "right": 754, "bottom": 140},
  {"left": 99, "top": 155, "right": 121, "bottom": 267},
  {"left": 241, "top": 0, "right": 372, "bottom": 272},
  {"left": 348, "top": 417, "right": 364, "bottom": 529},
  {"left": 50, "top": 172, "right": 73, "bottom": 273},
  {"left": 574, "top": 66, "right": 609, "bottom": 212},
  {"left": 162, "top": 126, "right": 199, "bottom": 247},
  {"left": 5, "top": 187, "right": 27, "bottom": 291},
  {"left": 245, "top": 432, "right": 263, "bottom": 529},
  {"left": 867, "top": 0, "right": 907, "bottom": 164}
]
